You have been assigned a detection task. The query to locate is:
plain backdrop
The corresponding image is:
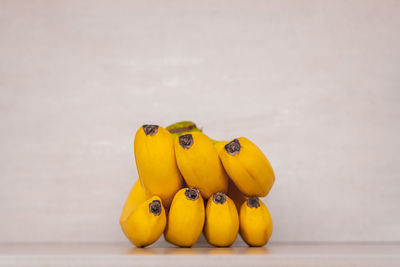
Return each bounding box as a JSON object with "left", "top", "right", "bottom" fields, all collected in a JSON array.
[{"left": 0, "top": 0, "right": 399, "bottom": 243}]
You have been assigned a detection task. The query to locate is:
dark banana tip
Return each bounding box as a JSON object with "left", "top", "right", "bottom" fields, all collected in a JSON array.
[
  {"left": 185, "top": 188, "right": 200, "bottom": 201},
  {"left": 149, "top": 200, "right": 162, "bottom": 216},
  {"left": 225, "top": 139, "right": 241, "bottom": 156},
  {"left": 142, "top": 125, "right": 159, "bottom": 136},
  {"left": 247, "top": 197, "right": 260, "bottom": 208},
  {"left": 213, "top": 192, "right": 226, "bottom": 204},
  {"left": 179, "top": 134, "right": 194, "bottom": 149}
]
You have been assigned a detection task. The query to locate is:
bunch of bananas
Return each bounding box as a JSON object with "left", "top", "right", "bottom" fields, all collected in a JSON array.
[{"left": 120, "top": 121, "right": 275, "bottom": 248}]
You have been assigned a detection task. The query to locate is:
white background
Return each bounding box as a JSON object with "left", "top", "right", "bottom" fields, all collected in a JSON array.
[{"left": 0, "top": 0, "right": 399, "bottom": 243}]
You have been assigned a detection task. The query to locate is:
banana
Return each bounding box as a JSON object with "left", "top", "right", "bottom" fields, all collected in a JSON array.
[
  {"left": 134, "top": 125, "right": 183, "bottom": 207},
  {"left": 120, "top": 179, "right": 151, "bottom": 224},
  {"left": 174, "top": 132, "right": 228, "bottom": 199},
  {"left": 239, "top": 197, "right": 273, "bottom": 247},
  {"left": 121, "top": 196, "right": 166, "bottom": 248},
  {"left": 219, "top": 137, "right": 275, "bottom": 197},
  {"left": 164, "top": 188, "right": 205, "bottom": 247},
  {"left": 227, "top": 179, "right": 247, "bottom": 212},
  {"left": 204, "top": 193, "right": 239, "bottom": 247}
]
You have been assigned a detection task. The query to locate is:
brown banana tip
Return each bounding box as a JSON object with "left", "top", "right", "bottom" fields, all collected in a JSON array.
[
  {"left": 149, "top": 200, "right": 162, "bottom": 216},
  {"left": 185, "top": 188, "right": 200, "bottom": 200},
  {"left": 213, "top": 192, "right": 226, "bottom": 204},
  {"left": 247, "top": 197, "right": 260, "bottom": 208},
  {"left": 142, "top": 125, "right": 159, "bottom": 136},
  {"left": 179, "top": 134, "right": 194, "bottom": 149},
  {"left": 225, "top": 139, "right": 241, "bottom": 155}
]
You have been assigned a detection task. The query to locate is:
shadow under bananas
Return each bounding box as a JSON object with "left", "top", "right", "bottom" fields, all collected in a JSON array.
[{"left": 123, "top": 235, "right": 271, "bottom": 256}]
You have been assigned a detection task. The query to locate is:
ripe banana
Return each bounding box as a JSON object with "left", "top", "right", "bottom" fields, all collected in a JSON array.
[
  {"left": 227, "top": 179, "right": 247, "bottom": 212},
  {"left": 134, "top": 125, "right": 183, "bottom": 207},
  {"left": 174, "top": 132, "right": 228, "bottom": 199},
  {"left": 204, "top": 193, "right": 239, "bottom": 247},
  {"left": 219, "top": 137, "right": 275, "bottom": 197},
  {"left": 120, "top": 179, "right": 150, "bottom": 224},
  {"left": 164, "top": 188, "right": 205, "bottom": 247},
  {"left": 239, "top": 197, "right": 273, "bottom": 247},
  {"left": 121, "top": 196, "right": 166, "bottom": 248}
]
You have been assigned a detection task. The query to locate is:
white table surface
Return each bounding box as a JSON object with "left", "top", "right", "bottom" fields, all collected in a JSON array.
[{"left": 1, "top": 241, "right": 399, "bottom": 267}]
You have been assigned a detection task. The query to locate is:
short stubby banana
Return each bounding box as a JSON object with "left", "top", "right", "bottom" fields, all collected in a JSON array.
[
  {"left": 219, "top": 137, "right": 275, "bottom": 197},
  {"left": 134, "top": 125, "right": 183, "bottom": 207},
  {"left": 239, "top": 197, "right": 273, "bottom": 247},
  {"left": 174, "top": 132, "right": 228, "bottom": 199},
  {"left": 227, "top": 179, "right": 247, "bottom": 212},
  {"left": 164, "top": 188, "right": 205, "bottom": 247},
  {"left": 120, "top": 179, "right": 150, "bottom": 224},
  {"left": 121, "top": 196, "right": 166, "bottom": 248},
  {"left": 204, "top": 193, "right": 239, "bottom": 247}
]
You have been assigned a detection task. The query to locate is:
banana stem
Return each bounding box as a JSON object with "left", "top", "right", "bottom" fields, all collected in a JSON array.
[
  {"left": 166, "top": 121, "right": 225, "bottom": 147},
  {"left": 166, "top": 121, "right": 202, "bottom": 137}
]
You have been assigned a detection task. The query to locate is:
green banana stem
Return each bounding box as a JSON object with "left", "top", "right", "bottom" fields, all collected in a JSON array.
[
  {"left": 166, "top": 121, "right": 202, "bottom": 138},
  {"left": 166, "top": 121, "right": 223, "bottom": 145}
]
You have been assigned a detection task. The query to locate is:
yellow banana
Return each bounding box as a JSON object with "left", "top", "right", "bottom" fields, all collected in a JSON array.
[
  {"left": 227, "top": 179, "right": 247, "bottom": 212},
  {"left": 164, "top": 188, "right": 205, "bottom": 247},
  {"left": 204, "top": 193, "right": 239, "bottom": 247},
  {"left": 239, "top": 197, "right": 273, "bottom": 247},
  {"left": 174, "top": 132, "right": 228, "bottom": 199},
  {"left": 121, "top": 196, "right": 166, "bottom": 248},
  {"left": 134, "top": 125, "right": 183, "bottom": 207},
  {"left": 120, "top": 179, "right": 151, "bottom": 224},
  {"left": 219, "top": 137, "right": 275, "bottom": 197}
]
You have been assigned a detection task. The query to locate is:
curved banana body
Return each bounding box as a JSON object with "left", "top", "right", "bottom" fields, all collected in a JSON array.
[
  {"left": 227, "top": 179, "right": 247, "bottom": 212},
  {"left": 174, "top": 132, "right": 228, "bottom": 199},
  {"left": 219, "top": 137, "right": 275, "bottom": 197},
  {"left": 239, "top": 197, "right": 273, "bottom": 247},
  {"left": 134, "top": 125, "right": 183, "bottom": 207},
  {"left": 121, "top": 196, "right": 166, "bottom": 247},
  {"left": 164, "top": 188, "right": 205, "bottom": 247},
  {"left": 204, "top": 193, "right": 239, "bottom": 247},
  {"left": 120, "top": 179, "right": 150, "bottom": 224}
]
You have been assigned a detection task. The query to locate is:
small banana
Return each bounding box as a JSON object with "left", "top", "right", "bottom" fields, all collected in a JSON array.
[
  {"left": 120, "top": 179, "right": 150, "bottom": 224},
  {"left": 174, "top": 132, "right": 228, "bottom": 199},
  {"left": 204, "top": 193, "right": 239, "bottom": 247},
  {"left": 239, "top": 197, "right": 273, "bottom": 247},
  {"left": 121, "top": 196, "right": 166, "bottom": 248},
  {"left": 164, "top": 188, "right": 205, "bottom": 247},
  {"left": 134, "top": 125, "right": 183, "bottom": 207},
  {"left": 227, "top": 179, "right": 247, "bottom": 212},
  {"left": 219, "top": 137, "right": 275, "bottom": 197}
]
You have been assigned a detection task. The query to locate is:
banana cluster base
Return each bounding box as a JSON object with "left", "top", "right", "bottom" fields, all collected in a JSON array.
[{"left": 1, "top": 241, "right": 399, "bottom": 267}]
